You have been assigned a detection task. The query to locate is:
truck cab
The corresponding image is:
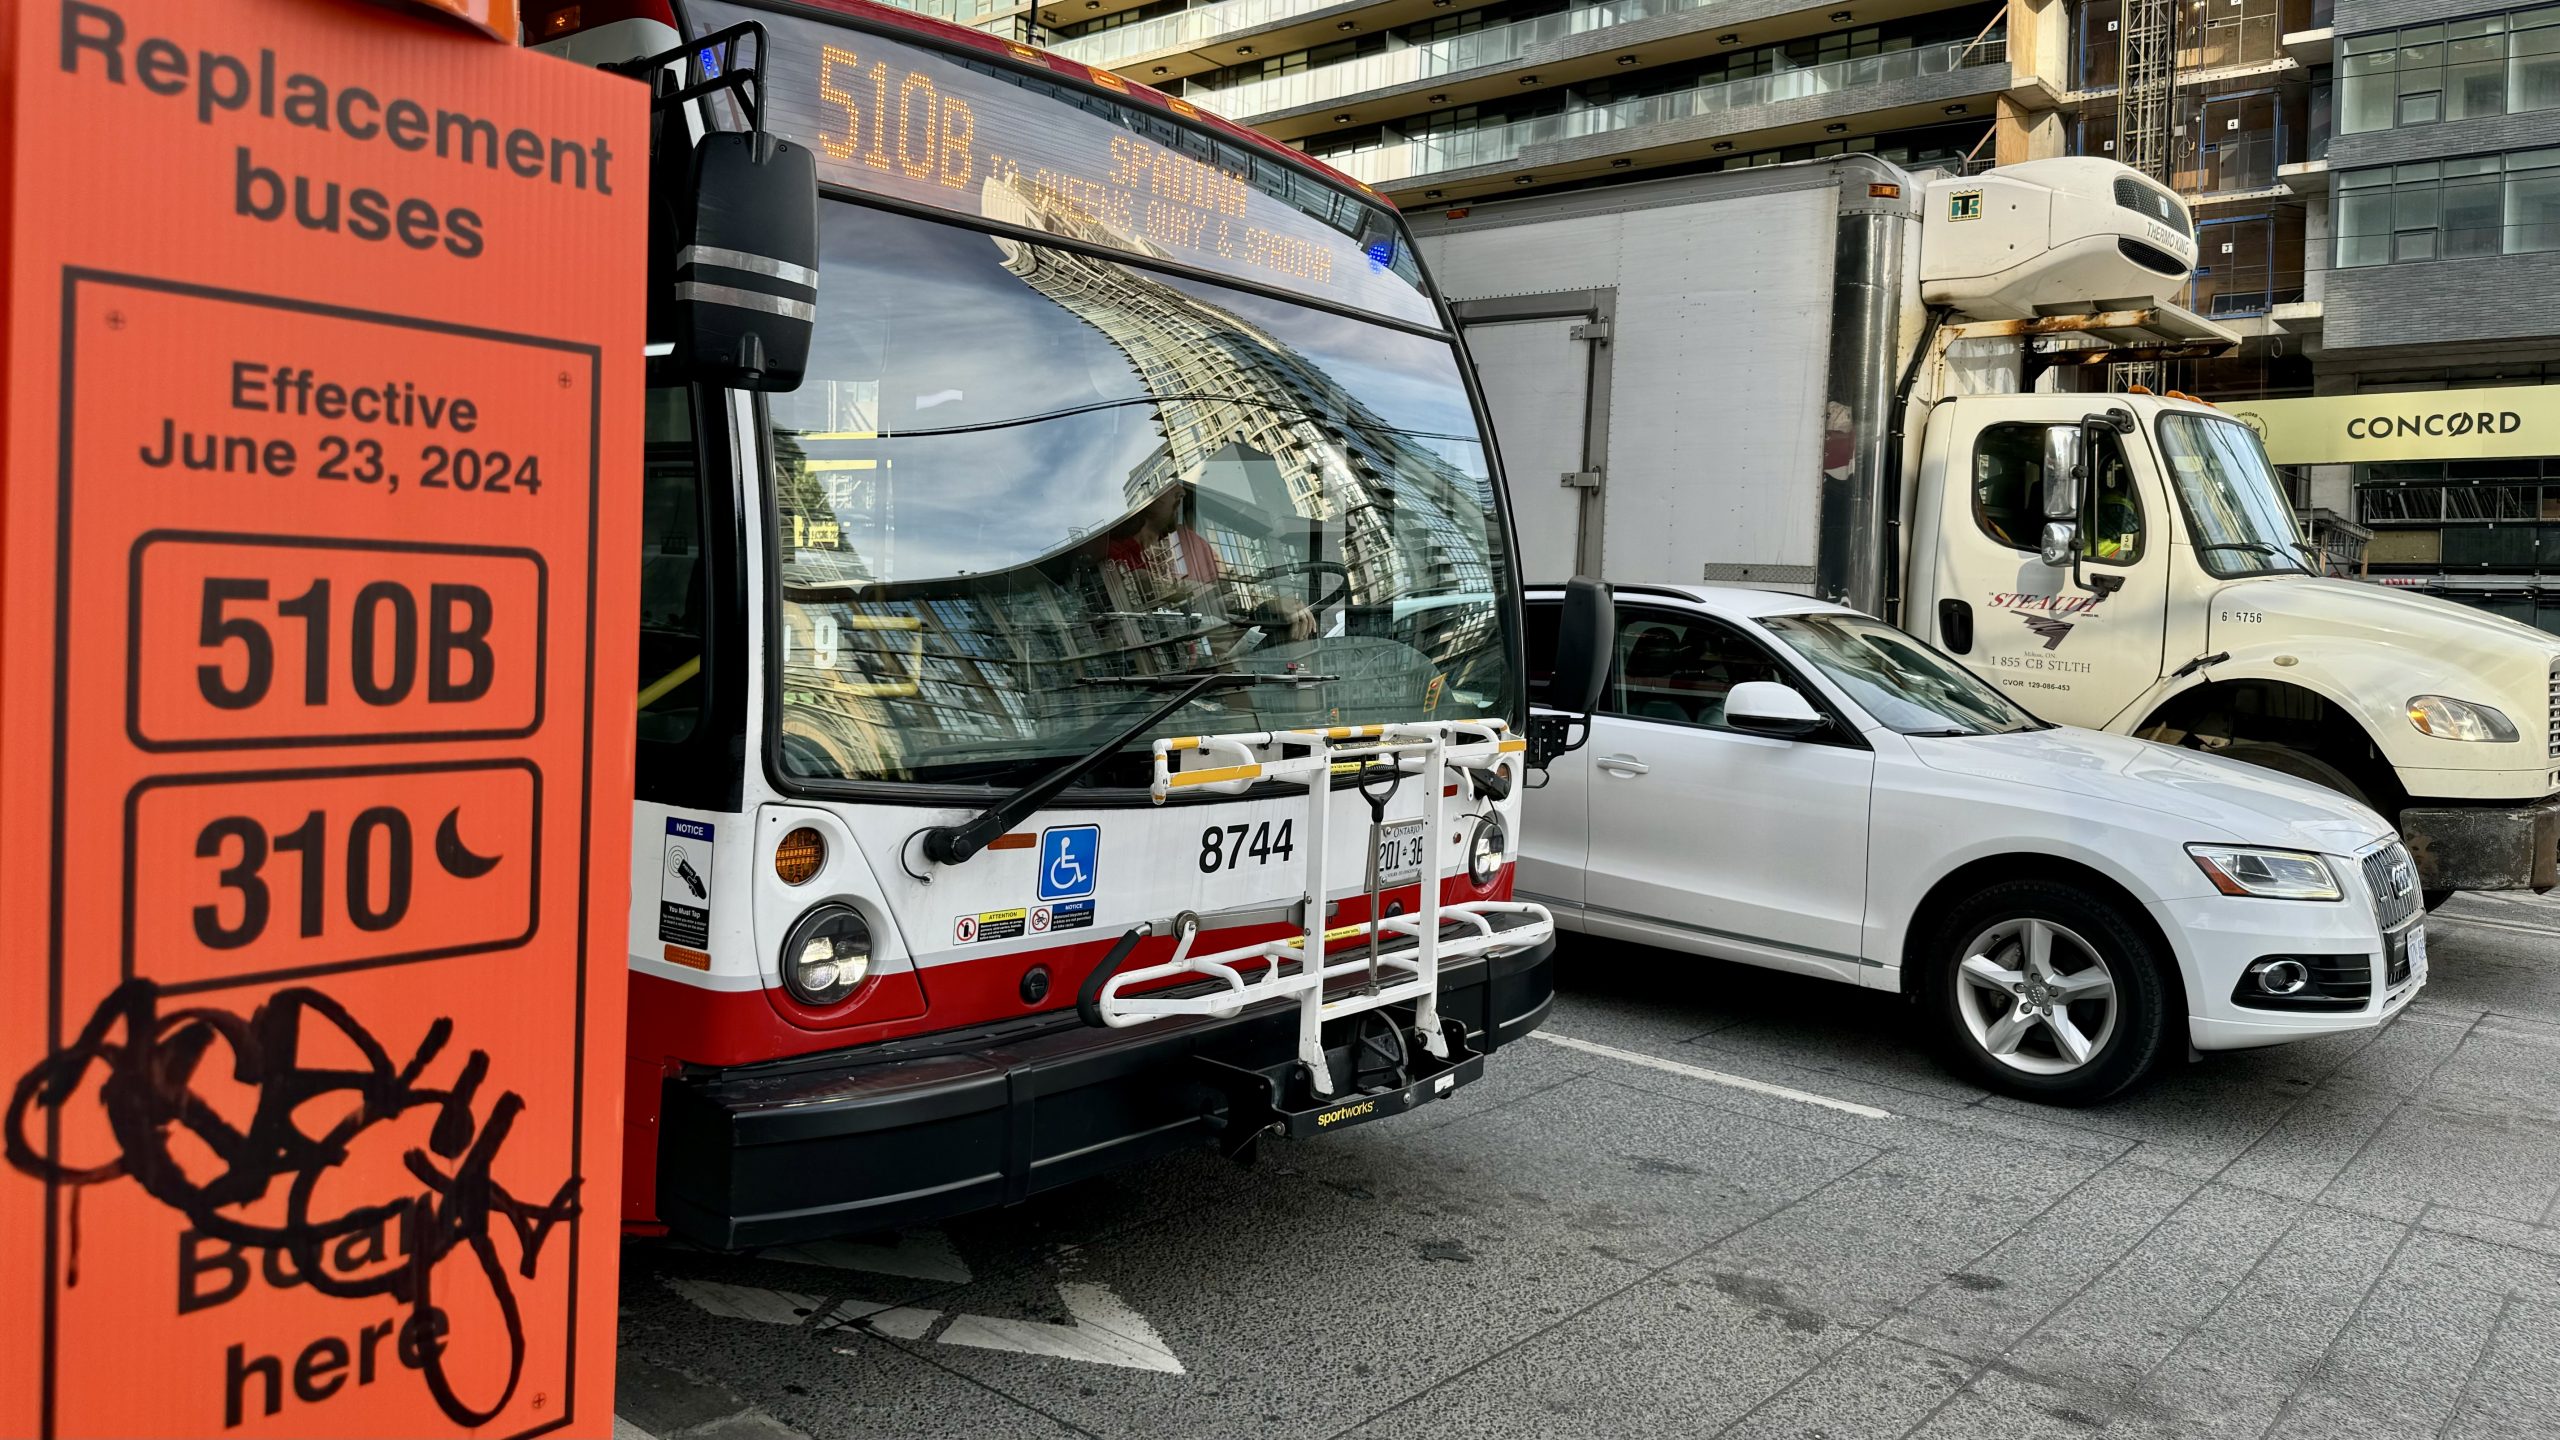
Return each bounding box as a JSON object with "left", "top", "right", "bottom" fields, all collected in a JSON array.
[{"left": 1906, "top": 390, "right": 2560, "bottom": 900}]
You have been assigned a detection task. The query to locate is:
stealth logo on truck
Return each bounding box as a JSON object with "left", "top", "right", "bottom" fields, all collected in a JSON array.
[{"left": 1991, "top": 591, "right": 2110, "bottom": 651}]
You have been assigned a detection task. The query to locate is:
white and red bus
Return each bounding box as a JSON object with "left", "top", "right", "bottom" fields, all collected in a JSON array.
[{"left": 537, "top": 0, "right": 1603, "bottom": 1248}]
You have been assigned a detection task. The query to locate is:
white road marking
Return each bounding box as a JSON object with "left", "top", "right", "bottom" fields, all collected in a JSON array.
[
  {"left": 662, "top": 1277, "right": 830, "bottom": 1326},
  {"left": 665, "top": 1232, "right": 1187, "bottom": 1374},
  {"left": 1530, "top": 1030, "right": 1894, "bottom": 1119},
  {"left": 903, "top": 1282, "right": 1185, "bottom": 1373}
]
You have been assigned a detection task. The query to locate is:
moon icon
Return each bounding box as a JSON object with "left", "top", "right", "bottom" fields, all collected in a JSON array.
[{"left": 436, "top": 808, "right": 503, "bottom": 880}]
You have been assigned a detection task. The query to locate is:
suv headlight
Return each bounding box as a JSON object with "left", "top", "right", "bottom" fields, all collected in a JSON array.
[
  {"left": 2406, "top": 694, "right": 2519, "bottom": 742},
  {"left": 2187, "top": 844, "right": 2342, "bottom": 901},
  {"left": 781, "top": 902, "right": 873, "bottom": 1006}
]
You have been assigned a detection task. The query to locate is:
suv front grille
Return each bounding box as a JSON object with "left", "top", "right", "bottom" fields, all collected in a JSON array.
[
  {"left": 2547, "top": 657, "right": 2557, "bottom": 761},
  {"left": 2360, "top": 840, "right": 2421, "bottom": 933}
]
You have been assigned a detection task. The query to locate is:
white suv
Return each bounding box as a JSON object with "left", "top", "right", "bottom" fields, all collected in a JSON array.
[{"left": 1523, "top": 584, "right": 2426, "bottom": 1105}]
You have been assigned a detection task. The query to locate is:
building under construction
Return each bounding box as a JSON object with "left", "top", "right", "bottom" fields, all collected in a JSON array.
[{"left": 891, "top": 0, "right": 2560, "bottom": 633}]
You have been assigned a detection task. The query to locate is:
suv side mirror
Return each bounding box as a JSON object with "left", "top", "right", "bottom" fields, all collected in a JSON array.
[
  {"left": 671, "top": 130, "right": 817, "bottom": 392},
  {"left": 1528, "top": 576, "right": 1614, "bottom": 770},
  {"left": 1724, "top": 681, "right": 1828, "bottom": 739}
]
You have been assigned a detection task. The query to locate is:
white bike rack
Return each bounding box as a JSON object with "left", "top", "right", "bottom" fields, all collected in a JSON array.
[{"left": 1086, "top": 718, "right": 1555, "bottom": 1097}]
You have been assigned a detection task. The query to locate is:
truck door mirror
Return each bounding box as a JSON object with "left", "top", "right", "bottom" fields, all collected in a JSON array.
[
  {"left": 1528, "top": 577, "right": 1614, "bottom": 771},
  {"left": 2041, "top": 425, "right": 2085, "bottom": 520},
  {"left": 2039, "top": 520, "right": 2080, "bottom": 568},
  {"left": 670, "top": 131, "right": 818, "bottom": 392},
  {"left": 1724, "top": 681, "right": 1828, "bottom": 739}
]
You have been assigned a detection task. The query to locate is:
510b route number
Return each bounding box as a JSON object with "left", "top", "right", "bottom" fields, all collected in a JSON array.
[{"left": 198, "top": 575, "right": 495, "bottom": 710}]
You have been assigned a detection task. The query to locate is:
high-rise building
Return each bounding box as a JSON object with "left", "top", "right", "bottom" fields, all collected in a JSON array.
[{"left": 896, "top": 0, "right": 2560, "bottom": 634}]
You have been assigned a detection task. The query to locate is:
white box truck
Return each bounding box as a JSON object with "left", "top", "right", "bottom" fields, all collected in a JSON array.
[{"left": 1411, "top": 155, "right": 2560, "bottom": 898}]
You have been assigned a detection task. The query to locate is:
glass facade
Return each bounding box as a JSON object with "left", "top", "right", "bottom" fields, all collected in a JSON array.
[
  {"left": 2358, "top": 460, "right": 2560, "bottom": 634},
  {"left": 2359, "top": 459, "right": 2560, "bottom": 567},
  {"left": 2337, "top": 6, "right": 2560, "bottom": 134},
  {"left": 2335, "top": 147, "right": 2560, "bottom": 265}
]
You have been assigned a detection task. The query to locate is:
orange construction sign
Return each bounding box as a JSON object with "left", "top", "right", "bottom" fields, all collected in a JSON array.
[{"left": 0, "top": 0, "right": 645, "bottom": 1435}]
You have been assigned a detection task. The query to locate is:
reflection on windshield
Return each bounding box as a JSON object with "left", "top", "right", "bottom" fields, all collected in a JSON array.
[
  {"left": 2155, "top": 413, "right": 2314, "bottom": 578},
  {"left": 1759, "top": 613, "right": 2042, "bottom": 736},
  {"left": 769, "top": 191, "right": 1512, "bottom": 786}
]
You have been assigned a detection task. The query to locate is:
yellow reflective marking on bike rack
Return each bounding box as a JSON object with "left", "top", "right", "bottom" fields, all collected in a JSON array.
[{"left": 1167, "top": 763, "right": 1263, "bottom": 788}]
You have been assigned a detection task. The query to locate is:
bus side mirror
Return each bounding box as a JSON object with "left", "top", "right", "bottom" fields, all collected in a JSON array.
[
  {"left": 1529, "top": 577, "right": 1614, "bottom": 771},
  {"left": 672, "top": 131, "right": 818, "bottom": 392}
]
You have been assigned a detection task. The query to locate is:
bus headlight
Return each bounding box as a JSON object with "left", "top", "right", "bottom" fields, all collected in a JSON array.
[
  {"left": 2406, "top": 695, "right": 2518, "bottom": 742},
  {"left": 781, "top": 903, "right": 872, "bottom": 1006},
  {"left": 1466, "top": 813, "right": 1508, "bottom": 889}
]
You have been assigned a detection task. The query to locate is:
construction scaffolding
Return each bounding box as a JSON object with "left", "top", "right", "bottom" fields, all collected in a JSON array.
[{"left": 2110, "top": 0, "right": 2178, "bottom": 393}]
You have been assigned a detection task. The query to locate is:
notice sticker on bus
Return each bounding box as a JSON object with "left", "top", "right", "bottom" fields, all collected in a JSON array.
[{"left": 661, "top": 817, "right": 717, "bottom": 950}]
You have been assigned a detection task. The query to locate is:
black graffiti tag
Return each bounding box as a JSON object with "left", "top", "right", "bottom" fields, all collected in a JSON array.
[{"left": 3, "top": 980, "right": 578, "bottom": 1428}]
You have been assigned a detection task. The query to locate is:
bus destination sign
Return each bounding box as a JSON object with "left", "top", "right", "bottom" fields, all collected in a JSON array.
[{"left": 691, "top": 0, "right": 1439, "bottom": 326}]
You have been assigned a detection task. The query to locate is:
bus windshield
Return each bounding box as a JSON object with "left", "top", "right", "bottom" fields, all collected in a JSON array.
[
  {"left": 766, "top": 198, "right": 1513, "bottom": 787},
  {"left": 675, "top": 4, "right": 1517, "bottom": 787}
]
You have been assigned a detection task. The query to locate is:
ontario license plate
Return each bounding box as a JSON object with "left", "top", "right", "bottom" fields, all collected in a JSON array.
[
  {"left": 1373, "top": 819, "right": 1428, "bottom": 888},
  {"left": 2405, "top": 924, "right": 2428, "bottom": 986}
]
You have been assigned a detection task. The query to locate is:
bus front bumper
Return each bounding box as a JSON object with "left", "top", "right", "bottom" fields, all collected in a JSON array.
[{"left": 654, "top": 932, "right": 1556, "bottom": 1250}]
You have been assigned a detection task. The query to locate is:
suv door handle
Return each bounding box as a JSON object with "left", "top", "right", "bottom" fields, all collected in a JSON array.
[{"left": 1597, "top": 754, "right": 1649, "bottom": 775}]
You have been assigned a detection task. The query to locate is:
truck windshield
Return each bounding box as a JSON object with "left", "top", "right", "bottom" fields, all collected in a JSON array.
[
  {"left": 767, "top": 199, "right": 1513, "bottom": 788},
  {"left": 2155, "top": 413, "right": 2315, "bottom": 579},
  {"left": 1759, "top": 613, "right": 2043, "bottom": 737}
]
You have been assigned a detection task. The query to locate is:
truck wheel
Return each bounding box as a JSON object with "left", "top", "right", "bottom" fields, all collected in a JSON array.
[
  {"left": 2214, "top": 740, "right": 2373, "bottom": 808},
  {"left": 1926, "top": 879, "right": 2169, "bottom": 1106}
]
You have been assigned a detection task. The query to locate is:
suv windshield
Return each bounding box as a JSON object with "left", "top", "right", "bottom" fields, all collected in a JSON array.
[
  {"left": 768, "top": 198, "right": 1514, "bottom": 787},
  {"left": 2156, "top": 412, "right": 2316, "bottom": 578},
  {"left": 1759, "top": 613, "right": 2043, "bottom": 736}
]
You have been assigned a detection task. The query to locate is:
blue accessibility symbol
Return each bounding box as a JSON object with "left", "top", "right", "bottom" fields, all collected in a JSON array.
[{"left": 1038, "top": 825, "right": 1100, "bottom": 902}]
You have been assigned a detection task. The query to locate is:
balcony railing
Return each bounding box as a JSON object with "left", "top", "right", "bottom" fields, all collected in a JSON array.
[
  {"left": 1325, "top": 38, "right": 2000, "bottom": 185},
  {"left": 1049, "top": 0, "right": 1347, "bottom": 67},
  {"left": 1188, "top": 0, "right": 1719, "bottom": 120}
]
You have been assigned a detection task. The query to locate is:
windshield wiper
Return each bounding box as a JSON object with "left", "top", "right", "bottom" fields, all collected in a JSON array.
[
  {"left": 2195, "top": 541, "right": 2311, "bottom": 569},
  {"left": 919, "top": 668, "right": 1334, "bottom": 865}
]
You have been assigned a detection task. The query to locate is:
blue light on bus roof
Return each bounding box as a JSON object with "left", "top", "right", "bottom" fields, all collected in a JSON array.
[{"left": 700, "top": 47, "right": 724, "bottom": 79}]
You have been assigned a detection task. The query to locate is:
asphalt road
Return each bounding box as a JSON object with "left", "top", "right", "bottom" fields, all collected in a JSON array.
[{"left": 616, "top": 889, "right": 2560, "bottom": 1440}]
